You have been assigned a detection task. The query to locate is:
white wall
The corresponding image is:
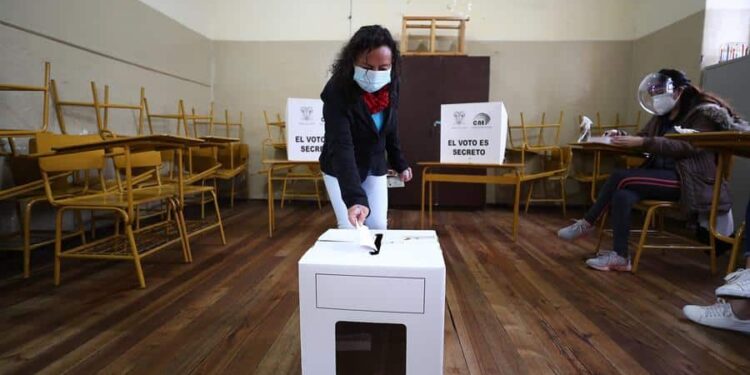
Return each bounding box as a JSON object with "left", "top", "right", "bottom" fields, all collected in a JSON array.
[
  {"left": 702, "top": 0, "right": 750, "bottom": 67},
  {"left": 140, "top": 0, "right": 707, "bottom": 42},
  {"left": 632, "top": 0, "right": 706, "bottom": 39},
  {"left": 135, "top": 0, "right": 217, "bottom": 39}
]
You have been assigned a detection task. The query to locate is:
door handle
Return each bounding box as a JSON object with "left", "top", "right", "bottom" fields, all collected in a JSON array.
[{"left": 433, "top": 121, "right": 441, "bottom": 127}]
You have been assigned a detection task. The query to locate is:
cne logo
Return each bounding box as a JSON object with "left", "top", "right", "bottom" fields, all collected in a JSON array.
[
  {"left": 453, "top": 111, "right": 465, "bottom": 125},
  {"left": 473, "top": 112, "right": 491, "bottom": 126},
  {"left": 300, "top": 106, "right": 314, "bottom": 121}
]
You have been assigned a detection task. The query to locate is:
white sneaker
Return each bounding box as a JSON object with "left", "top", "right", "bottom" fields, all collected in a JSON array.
[
  {"left": 558, "top": 219, "right": 594, "bottom": 241},
  {"left": 585, "top": 250, "right": 632, "bottom": 272},
  {"left": 683, "top": 299, "right": 750, "bottom": 334},
  {"left": 716, "top": 269, "right": 750, "bottom": 298}
]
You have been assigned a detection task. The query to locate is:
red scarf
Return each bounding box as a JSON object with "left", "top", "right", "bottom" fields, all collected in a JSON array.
[{"left": 362, "top": 85, "right": 390, "bottom": 114}]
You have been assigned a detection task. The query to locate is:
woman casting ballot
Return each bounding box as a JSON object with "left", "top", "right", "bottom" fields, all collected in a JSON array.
[{"left": 319, "top": 25, "right": 412, "bottom": 229}]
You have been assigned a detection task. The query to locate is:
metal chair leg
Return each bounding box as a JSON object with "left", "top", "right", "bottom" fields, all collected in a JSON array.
[
  {"left": 594, "top": 212, "right": 608, "bottom": 253},
  {"left": 633, "top": 206, "right": 658, "bottom": 273},
  {"left": 727, "top": 223, "right": 746, "bottom": 275},
  {"left": 210, "top": 190, "right": 227, "bottom": 245},
  {"left": 169, "top": 199, "right": 190, "bottom": 263},
  {"left": 314, "top": 179, "right": 322, "bottom": 209},
  {"left": 200, "top": 180, "right": 207, "bottom": 219},
  {"left": 281, "top": 177, "right": 289, "bottom": 209},
  {"left": 54, "top": 208, "right": 65, "bottom": 286},
  {"left": 125, "top": 224, "right": 146, "bottom": 288},
  {"left": 22, "top": 200, "right": 32, "bottom": 279},
  {"left": 524, "top": 181, "right": 534, "bottom": 214}
]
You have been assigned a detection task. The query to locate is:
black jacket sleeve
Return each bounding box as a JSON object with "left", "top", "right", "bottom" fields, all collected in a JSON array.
[
  {"left": 385, "top": 106, "right": 409, "bottom": 173},
  {"left": 322, "top": 96, "right": 369, "bottom": 209}
]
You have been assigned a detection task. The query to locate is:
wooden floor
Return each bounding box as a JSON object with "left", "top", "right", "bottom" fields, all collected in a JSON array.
[{"left": 1, "top": 201, "right": 748, "bottom": 374}]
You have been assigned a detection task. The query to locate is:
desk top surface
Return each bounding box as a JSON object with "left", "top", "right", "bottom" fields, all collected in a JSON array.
[
  {"left": 418, "top": 161, "right": 524, "bottom": 168},
  {"left": 262, "top": 159, "right": 320, "bottom": 165},
  {"left": 51, "top": 134, "right": 204, "bottom": 154},
  {"left": 200, "top": 135, "right": 240, "bottom": 143},
  {"left": 666, "top": 131, "right": 750, "bottom": 142},
  {"left": 300, "top": 229, "right": 444, "bottom": 269},
  {"left": 568, "top": 142, "right": 639, "bottom": 153},
  {"left": 666, "top": 131, "right": 750, "bottom": 157}
]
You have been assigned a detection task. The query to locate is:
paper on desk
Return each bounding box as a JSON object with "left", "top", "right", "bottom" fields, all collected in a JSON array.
[
  {"left": 674, "top": 126, "right": 699, "bottom": 134},
  {"left": 586, "top": 136, "right": 612, "bottom": 144}
]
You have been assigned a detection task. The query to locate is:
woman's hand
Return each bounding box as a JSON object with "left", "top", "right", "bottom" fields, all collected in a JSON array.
[
  {"left": 399, "top": 167, "right": 413, "bottom": 182},
  {"left": 611, "top": 136, "right": 644, "bottom": 148},
  {"left": 348, "top": 204, "right": 370, "bottom": 227}
]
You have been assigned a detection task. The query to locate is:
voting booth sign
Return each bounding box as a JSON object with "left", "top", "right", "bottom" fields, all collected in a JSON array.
[
  {"left": 285, "top": 98, "right": 325, "bottom": 161},
  {"left": 440, "top": 101, "right": 508, "bottom": 164}
]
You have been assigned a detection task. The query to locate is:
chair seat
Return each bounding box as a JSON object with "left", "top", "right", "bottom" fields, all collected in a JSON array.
[
  {"left": 573, "top": 173, "right": 610, "bottom": 182},
  {"left": 55, "top": 184, "right": 214, "bottom": 208},
  {"left": 139, "top": 184, "right": 215, "bottom": 195},
  {"left": 635, "top": 200, "right": 679, "bottom": 209},
  {"left": 56, "top": 190, "right": 169, "bottom": 207},
  {"left": 214, "top": 164, "right": 247, "bottom": 180}
]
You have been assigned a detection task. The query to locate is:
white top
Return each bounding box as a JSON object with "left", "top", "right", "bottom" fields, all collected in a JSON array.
[{"left": 299, "top": 229, "right": 444, "bottom": 269}]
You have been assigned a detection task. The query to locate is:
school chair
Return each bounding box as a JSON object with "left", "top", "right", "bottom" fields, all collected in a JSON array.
[
  {"left": 507, "top": 111, "right": 569, "bottom": 216},
  {"left": 35, "top": 132, "right": 190, "bottom": 288},
  {"left": 0, "top": 62, "right": 88, "bottom": 277}
]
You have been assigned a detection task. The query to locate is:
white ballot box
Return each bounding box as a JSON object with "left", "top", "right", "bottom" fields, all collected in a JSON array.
[
  {"left": 440, "top": 101, "right": 508, "bottom": 164},
  {"left": 299, "top": 229, "right": 446, "bottom": 375}
]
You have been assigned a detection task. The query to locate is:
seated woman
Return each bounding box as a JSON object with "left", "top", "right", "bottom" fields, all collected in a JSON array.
[{"left": 558, "top": 69, "right": 745, "bottom": 272}]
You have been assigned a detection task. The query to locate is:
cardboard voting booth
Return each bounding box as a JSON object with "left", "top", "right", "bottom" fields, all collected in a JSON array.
[
  {"left": 440, "top": 101, "right": 508, "bottom": 164},
  {"left": 299, "top": 229, "right": 446, "bottom": 375},
  {"left": 286, "top": 98, "right": 325, "bottom": 161}
]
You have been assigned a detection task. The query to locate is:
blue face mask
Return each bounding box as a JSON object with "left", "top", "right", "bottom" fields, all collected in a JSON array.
[{"left": 353, "top": 65, "right": 391, "bottom": 93}]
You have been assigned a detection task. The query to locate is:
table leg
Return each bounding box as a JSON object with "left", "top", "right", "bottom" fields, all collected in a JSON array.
[
  {"left": 420, "top": 169, "right": 427, "bottom": 229},
  {"left": 727, "top": 222, "right": 746, "bottom": 274},
  {"left": 268, "top": 167, "right": 274, "bottom": 237},
  {"left": 429, "top": 180, "right": 434, "bottom": 227},
  {"left": 709, "top": 151, "right": 733, "bottom": 274},
  {"left": 591, "top": 151, "right": 600, "bottom": 203}
]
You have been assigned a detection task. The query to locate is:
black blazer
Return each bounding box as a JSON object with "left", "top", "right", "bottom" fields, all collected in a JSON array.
[{"left": 319, "top": 79, "right": 409, "bottom": 209}]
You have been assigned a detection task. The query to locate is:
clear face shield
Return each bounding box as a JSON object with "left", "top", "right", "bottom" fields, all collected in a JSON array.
[{"left": 638, "top": 73, "right": 679, "bottom": 115}]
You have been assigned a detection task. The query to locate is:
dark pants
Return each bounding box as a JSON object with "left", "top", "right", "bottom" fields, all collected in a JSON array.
[{"left": 584, "top": 168, "right": 681, "bottom": 257}]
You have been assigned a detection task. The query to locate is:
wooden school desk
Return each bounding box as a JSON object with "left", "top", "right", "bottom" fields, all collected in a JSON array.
[
  {"left": 418, "top": 161, "right": 531, "bottom": 241},
  {"left": 569, "top": 142, "right": 643, "bottom": 202},
  {"left": 667, "top": 131, "right": 749, "bottom": 273},
  {"left": 263, "top": 159, "right": 322, "bottom": 237}
]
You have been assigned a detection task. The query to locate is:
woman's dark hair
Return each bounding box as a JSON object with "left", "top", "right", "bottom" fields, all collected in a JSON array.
[
  {"left": 660, "top": 68, "right": 740, "bottom": 121},
  {"left": 330, "top": 25, "right": 401, "bottom": 101}
]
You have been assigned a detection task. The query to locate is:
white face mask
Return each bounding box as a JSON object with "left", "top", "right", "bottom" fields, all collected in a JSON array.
[
  {"left": 353, "top": 66, "right": 391, "bottom": 93},
  {"left": 652, "top": 93, "right": 677, "bottom": 115}
]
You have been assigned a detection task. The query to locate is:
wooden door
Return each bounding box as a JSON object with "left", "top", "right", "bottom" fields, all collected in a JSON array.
[{"left": 389, "top": 56, "right": 490, "bottom": 208}]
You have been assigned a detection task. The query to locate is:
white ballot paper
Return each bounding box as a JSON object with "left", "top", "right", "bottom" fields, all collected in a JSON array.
[
  {"left": 357, "top": 224, "right": 377, "bottom": 251},
  {"left": 317, "top": 226, "right": 377, "bottom": 251},
  {"left": 586, "top": 136, "right": 612, "bottom": 144}
]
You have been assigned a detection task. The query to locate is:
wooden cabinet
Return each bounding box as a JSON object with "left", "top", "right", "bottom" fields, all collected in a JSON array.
[{"left": 390, "top": 56, "right": 490, "bottom": 208}]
